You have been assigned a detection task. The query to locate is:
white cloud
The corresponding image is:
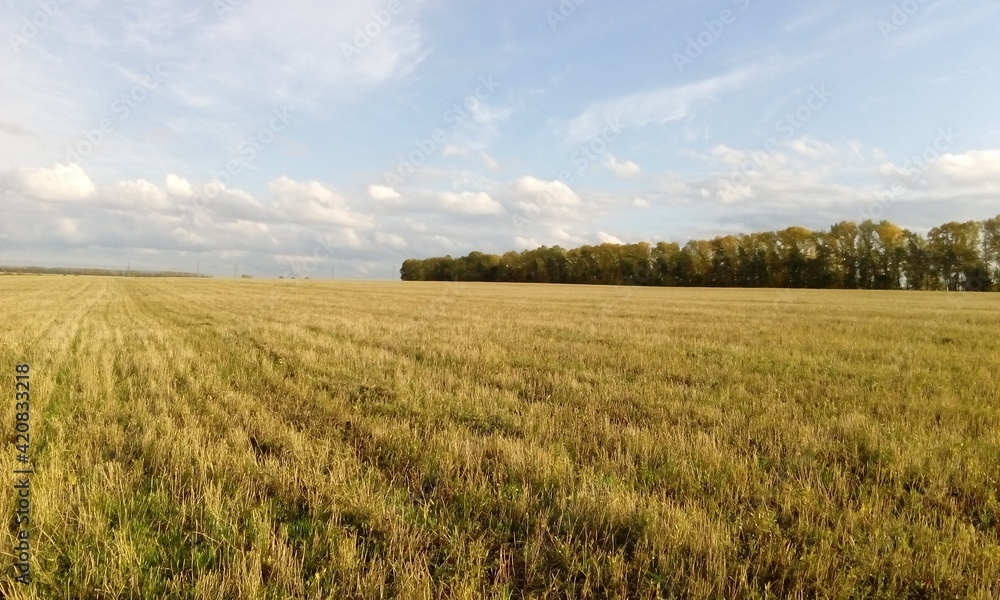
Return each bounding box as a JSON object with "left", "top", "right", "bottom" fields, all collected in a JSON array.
[
  {"left": 374, "top": 231, "right": 408, "bottom": 250},
  {"left": 5, "top": 163, "right": 96, "bottom": 202},
  {"left": 106, "top": 179, "right": 171, "bottom": 211},
  {"left": 267, "top": 177, "right": 373, "bottom": 227},
  {"left": 437, "top": 191, "right": 505, "bottom": 215},
  {"left": 597, "top": 231, "right": 623, "bottom": 244},
  {"left": 430, "top": 234, "right": 458, "bottom": 251},
  {"left": 514, "top": 235, "right": 541, "bottom": 249},
  {"left": 716, "top": 181, "right": 756, "bottom": 204},
  {"left": 368, "top": 184, "right": 401, "bottom": 200},
  {"left": 479, "top": 152, "right": 501, "bottom": 171},
  {"left": 330, "top": 228, "right": 366, "bottom": 250},
  {"left": 171, "top": 227, "right": 209, "bottom": 247},
  {"left": 448, "top": 101, "right": 513, "bottom": 152},
  {"left": 697, "top": 139, "right": 884, "bottom": 208},
  {"left": 192, "top": 0, "right": 429, "bottom": 106},
  {"left": 567, "top": 68, "right": 757, "bottom": 141},
  {"left": 791, "top": 137, "right": 836, "bottom": 158},
  {"left": 512, "top": 176, "right": 581, "bottom": 207},
  {"left": 442, "top": 145, "right": 468, "bottom": 158},
  {"left": 874, "top": 149, "right": 1000, "bottom": 194},
  {"left": 632, "top": 197, "right": 650, "bottom": 208},
  {"left": 56, "top": 218, "right": 84, "bottom": 243},
  {"left": 608, "top": 155, "right": 641, "bottom": 179},
  {"left": 550, "top": 227, "right": 587, "bottom": 246},
  {"left": 166, "top": 174, "right": 194, "bottom": 198},
  {"left": 931, "top": 150, "right": 1000, "bottom": 184},
  {"left": 444, "top": 146, "right": 502, "bottom": 171}
]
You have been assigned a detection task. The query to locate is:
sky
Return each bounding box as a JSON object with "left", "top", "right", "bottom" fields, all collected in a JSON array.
[{"left": 1, "top": 0, "right": 999, "bottom": 278}]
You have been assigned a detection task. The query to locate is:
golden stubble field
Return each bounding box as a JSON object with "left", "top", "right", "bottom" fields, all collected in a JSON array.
[{"left": 1, "top": 276, "right": 998, "bottom": 599}]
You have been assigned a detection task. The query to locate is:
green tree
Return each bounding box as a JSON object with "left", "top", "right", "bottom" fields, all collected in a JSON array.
[
  {"left": 982, "top": 215, "right": 1000, "bottom": 289},
  {"left": 828, "top": 221, "right": 859, "bottom": 289},
  {"left": 708, "top": 236, "right": 740, "bottom": 287},
  {"left": 778, "top": 226, "right": 815, "bottom": 288},
  {"left": 652, "top": 241, "right": 681, "bottom": 285},
  {"left": 874, "top": 221, "right": 905, "bottom": 290},
  {"left": 928, "top": 221, "right": 982, "bottom": 291},
  {"left": 399, "top": 259, "right": 425, "bottom": 281}
]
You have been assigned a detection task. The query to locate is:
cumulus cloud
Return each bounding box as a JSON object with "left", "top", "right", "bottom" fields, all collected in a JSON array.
[
  {"left": 512, "top": 176, "right": 581, "bottom": 207},
  {"left": 513, "top": 235, "right": 541, "bottom": 249},
  {"left": 874, "top": 149, "right": 1000, "bottom": 194},
  {"left": 931, "top": 150, "right": 1000, "bottom": 184},
  {"left": 268, "top": 177, "right": 373, "bottom": 227},
  {"left": 374, "top": 231, "right": 408, "bottom": 250},
  {"left": 442, "top": 145, "right": 466, "bottom": 157},
  {"left": 171, "top": 227, "right": 209, "bottom": 247},
  {"left": 597, "top": 231, "right": 624, "bottom": 244},
  {"left": 368, "top": 184, "right": 401, "bottom": 200},
  {"left": 194, "top": 186, "right": 268, "bottom": 224},
  {"left": 4, "top": 163, "right": 96, "bottom": 202},
  {"left": 56, "top": 218, "right": 85, "bottom": 243},
  {"left": 608, "top": 155, "right": 641, "bottom": 179},
  {"left": 791, "top": 138, "right": 836, "bottom": 158},
  {"left": 166, "top": 174, "right": 194, "bottom": 198},
  {"left": 716, "top": 180, "right": 756, "bottom": 204},
  {"left": 437, "top": 191, "right": 505, "bottom": 215},
  {"left": 106, "top": 179, "right": 171, "bottom": 211}
]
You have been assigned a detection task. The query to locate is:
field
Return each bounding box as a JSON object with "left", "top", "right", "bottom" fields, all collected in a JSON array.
[{"left": 1, "top": 276, "right": 998, "bottom": 598}]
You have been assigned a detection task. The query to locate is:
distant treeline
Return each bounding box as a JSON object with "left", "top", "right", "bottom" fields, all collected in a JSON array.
[
  {"left": 0, "top": 266, "right": 207, "bottom": 278},
  {"left": 401, "top": 216, "right": 1000, "bottom": 291}
]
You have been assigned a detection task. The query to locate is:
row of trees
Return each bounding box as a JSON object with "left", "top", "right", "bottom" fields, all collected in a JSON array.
[
  {"left": 400, "top": 216, "right": 1000, "bottom": 291},
  {"left": 0, "top": 266, "right": 205, "bottom": 277}
]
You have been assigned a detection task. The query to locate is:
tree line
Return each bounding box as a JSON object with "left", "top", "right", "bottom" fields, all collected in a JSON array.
[
  {"left": 0, "top": 266, "right": 206, "bottom": 278},
  {"left": 400, "top": 216, "right": 1000, "bottom": 291}
]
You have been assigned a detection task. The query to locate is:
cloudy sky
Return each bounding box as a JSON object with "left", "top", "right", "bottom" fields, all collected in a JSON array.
[{"left": 2, "top": 0, "right": 999, "bottom": 278}]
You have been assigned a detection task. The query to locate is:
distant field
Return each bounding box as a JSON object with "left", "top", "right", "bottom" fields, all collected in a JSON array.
[{"left": 1, "top": 277, "right": 998, "bottom": 599}]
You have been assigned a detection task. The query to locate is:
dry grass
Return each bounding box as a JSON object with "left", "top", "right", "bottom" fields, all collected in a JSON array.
[{"left": 1, "top": 276, "right": 998, "bottom": 598}]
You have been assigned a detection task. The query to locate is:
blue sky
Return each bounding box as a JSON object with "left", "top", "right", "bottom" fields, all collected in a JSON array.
[{"left": 2, "top": 0, "right": 999, "bottom": 278}]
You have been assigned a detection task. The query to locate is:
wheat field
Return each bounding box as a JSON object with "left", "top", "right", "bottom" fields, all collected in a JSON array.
[{"left": 1, "top": 276, "right": 998, "bottom": 598}]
